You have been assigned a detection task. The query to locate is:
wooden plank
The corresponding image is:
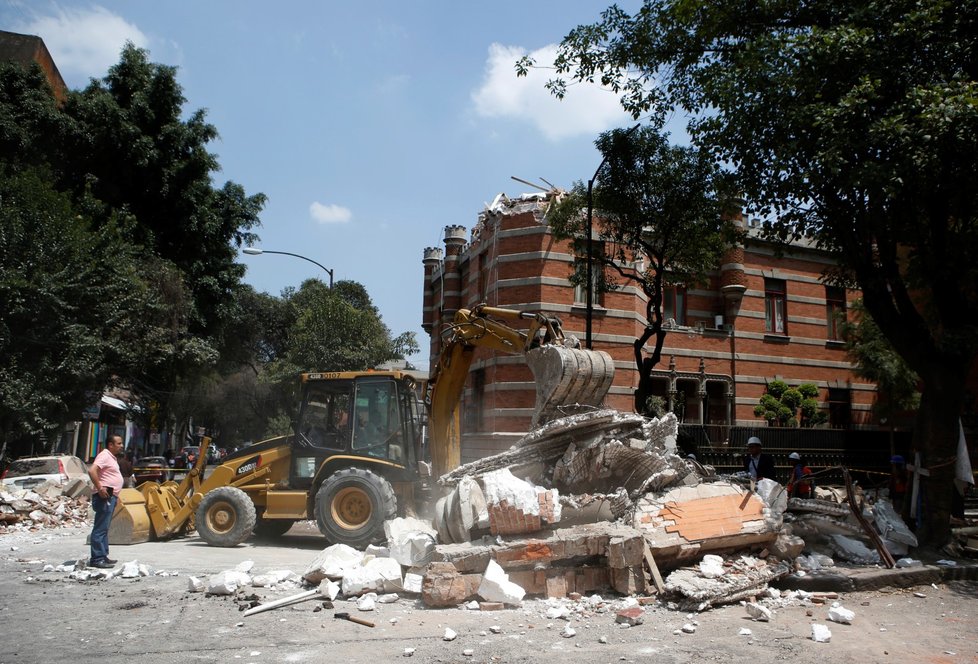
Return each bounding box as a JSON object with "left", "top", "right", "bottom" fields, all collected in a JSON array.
[{"left": 642, "top": 539, "right": 666, "bottom": 594}]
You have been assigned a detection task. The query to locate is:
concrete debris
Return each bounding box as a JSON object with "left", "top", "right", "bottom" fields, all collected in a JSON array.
[
  {"left": 561, "top": 624, "right": 577, "bottom": 638},
  {"left": 303, "top": 543, "right": 365, "bottom": 584},
  {"left": 895, "top": 558, "right": 922, "bottom": 568},
  {"left": 251, "top": 570, "right": 300, "bottom": 588},
  {"left": 827, "top": 602, "right": 855, "bottom": 624},
  {"left": 872, "top": 498, "right": 918, "bottom": 549},
  {"left": 386, "top": 517, "right": 437, "bottom": 566},
  {"left": 318, "top": 579, "right": 340, "bottom": 601},
  {"left": 356, "top": 593, "right": 376, "bottom": 611},
  {"left": 477, "top": 559, "right": 526, "bottom": 605},
  {"left": 188, "top": 576, "right": 205, "bottom": 592},
  {"left": 811, "top": 623, "right": 832, "bottom": 642},
  {"left": 443, "top": 627, "right": 457, "bottom": 641},
  {"left": 615, "top": 606, "right": 645, "bottom": 625},
  {"left": 739, "top": 627, "right": 753, "bottom": 636},
  {"left": 745, "top": 602, "right": 772, "bottom": 621},
  {"left": 681, "top": 623, "right": 697, "bottom": 633},
  {"left": 439, "top": 409, "right": 648, "bottom": 486},
  {"left": 828, "top": 534, "right": 880, "bottom": 565},
  {"left": 207, "top": 569, "right": 252, "bottom": 595},
  {"left": 0, "top": 484, "right": 91, "bottom": 534},
  {"left": 120, "top": 561, "right": 141, "bottom": 578},
  {"left": 403, "top": 647, "right": 415, "bottom": 657},
  {"left": 634, "top": 482, "right": 780, "bottom": 568},
  {"left": 664, "top": 555, "right": 791, "bottom": 611},
  {"left": 341, "top": 557, "right": 402, "bottom": 596}
]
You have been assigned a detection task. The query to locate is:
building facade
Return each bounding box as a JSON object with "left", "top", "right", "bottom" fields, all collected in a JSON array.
[{"left": 422, "top": 191, "right": 877, "bottom": 464}]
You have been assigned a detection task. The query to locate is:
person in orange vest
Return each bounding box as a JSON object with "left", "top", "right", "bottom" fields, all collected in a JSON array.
[
  {"left": 786, "top": 452, "right": 813, "bottom": 498},
  {"left": 889, "top": 454, "right": 908, "bottom": 508}
]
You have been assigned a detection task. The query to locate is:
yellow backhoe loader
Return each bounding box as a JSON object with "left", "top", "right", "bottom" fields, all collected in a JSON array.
[{"left": 110, "top": 304, "right": 614, "bottom": 549}]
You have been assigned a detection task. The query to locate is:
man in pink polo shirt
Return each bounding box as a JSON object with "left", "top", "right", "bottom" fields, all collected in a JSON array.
[{"left": 88, "top": 434, "right": 125, "bottom": 568}]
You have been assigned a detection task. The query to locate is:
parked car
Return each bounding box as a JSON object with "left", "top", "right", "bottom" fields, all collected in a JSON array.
[
  {"left": 0, "top": 455, "right": 93, "bottom": 491},
  {"left": 133, "top": 456, "right": 172, "bottom": 485}
]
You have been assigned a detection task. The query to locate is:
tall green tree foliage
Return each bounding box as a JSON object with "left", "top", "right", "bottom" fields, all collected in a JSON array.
[
  {"left": 522, "top": 0, "right": 978, "bottom": 544},
  {"left": 0, "top": 46, "right": 266, "bottom": 448},
  {"left": 282, "top": 279, "right": 418, "bottom": 377},
  {"left": 0, "top": 169, "right": 174, "bottom": 450},
  {"left": 842, "top": 300, "right": 920, "bottom": 421},
  {"left": 547, "top": 126, "right": 733, "bottom": 414}
]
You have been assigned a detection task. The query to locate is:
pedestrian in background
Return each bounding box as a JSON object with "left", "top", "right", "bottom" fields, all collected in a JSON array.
[
  {"left": 786, "top": 452, "right": 814, "bottom": 498},
  {"left": 88, "top": 435, "right": 124, "bottom": 569},
  {"left": 117, "top": 450, "right": 135, "bottom": 488},
  {"left": 743, "top": 436, "right": 776, "bottom": 482}
]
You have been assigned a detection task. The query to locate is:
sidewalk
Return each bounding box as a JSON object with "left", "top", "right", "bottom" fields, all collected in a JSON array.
[{"left": 777, "top": 559, "right": 978, "bottom": 592}]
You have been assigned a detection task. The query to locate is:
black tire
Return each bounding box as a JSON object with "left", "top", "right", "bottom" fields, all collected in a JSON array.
[
  {"left": 314, "top": 467, "right": 396, "bottom": 548},
  {"left": 195, "top": 486, "right": 257, "bottom": 547},
  {"left": 253, "top": 513, "right": 296, "bottom": 539}
]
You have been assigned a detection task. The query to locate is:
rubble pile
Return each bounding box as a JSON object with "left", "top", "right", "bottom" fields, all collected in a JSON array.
[{"left": 0, "top": 480, "right": 92, "bottom": 534}]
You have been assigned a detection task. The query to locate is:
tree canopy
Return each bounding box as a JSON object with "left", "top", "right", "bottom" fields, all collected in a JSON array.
[
  {"left": 547, "top": 126, "right": 734, "bottom": 413},
  {"left": 523, "top": 0, "right": 978, "bottom": 542},
  {"left": 0, "top": 45, "right": 265, "bottom": 455}
]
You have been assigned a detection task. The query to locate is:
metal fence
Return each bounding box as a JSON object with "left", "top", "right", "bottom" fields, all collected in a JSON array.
[{"left": 678, "top": 424, "right": 912, "bottom": 487}]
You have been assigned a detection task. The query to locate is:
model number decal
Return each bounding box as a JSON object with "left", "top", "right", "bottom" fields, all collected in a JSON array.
[{"left": 236, "top": 456, "right": 260, "bottom": 475}]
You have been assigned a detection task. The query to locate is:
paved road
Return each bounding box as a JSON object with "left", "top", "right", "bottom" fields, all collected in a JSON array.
[{"left": 1, "top": 524, "right": 976, "bottom": 664}]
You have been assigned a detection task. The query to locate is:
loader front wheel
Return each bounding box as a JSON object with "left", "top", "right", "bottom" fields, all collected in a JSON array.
[
  {"left": 314, "top": 468, "right": 396, "bottom": 548},
  {"left": 195, "top": 487, "right": 257, "bottom": 547}
]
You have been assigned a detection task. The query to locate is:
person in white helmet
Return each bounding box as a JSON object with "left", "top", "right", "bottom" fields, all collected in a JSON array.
[
  {"left": 743, "top": 436, "right": 775, "bottom": 481},
  {"left": 786, "top": 451, "right": 813, "bottom": 498}
]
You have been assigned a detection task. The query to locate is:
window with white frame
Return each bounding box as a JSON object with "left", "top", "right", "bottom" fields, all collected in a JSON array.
[{"left": 764, "top": 278, "right": 787, "bottom": 334}]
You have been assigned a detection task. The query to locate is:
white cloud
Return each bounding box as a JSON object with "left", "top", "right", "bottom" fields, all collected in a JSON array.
[
  {"left": 471, "top": 43, "right": 631, "bottom": 141},
  {"left": 13, "top": 6, "right": 149, "bottom": 85},
  {"left": 310, "top": 202, "right": 352, "bottom": 224}
]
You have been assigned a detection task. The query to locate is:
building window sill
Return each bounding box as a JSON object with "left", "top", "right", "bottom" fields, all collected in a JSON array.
[
  {"left": 763, "top": 333, "right": 790, "bottom": 344},
  {"left": 571, "top": 303, "right": 607, "bottom": 314},
  {"left": 826, "top": 339, "right": 846, "bottom": 349}
]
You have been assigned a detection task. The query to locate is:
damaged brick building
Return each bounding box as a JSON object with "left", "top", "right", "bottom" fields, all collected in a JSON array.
[{"left": 421, "top": 190, "right": 884, "bottom": 470}]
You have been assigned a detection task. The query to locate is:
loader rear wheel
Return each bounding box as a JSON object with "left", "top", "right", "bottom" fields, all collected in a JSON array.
[
  {"left": 195, "top": 486, "right": 257, "bottom": 547},
  {"left": 314, "top": 468, "right": 396, "bottom": 548}
]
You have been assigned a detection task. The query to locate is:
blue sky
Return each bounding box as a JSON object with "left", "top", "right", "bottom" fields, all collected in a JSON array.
[{"left": 2, "top": 1, "right": 650, "bottom": 370}]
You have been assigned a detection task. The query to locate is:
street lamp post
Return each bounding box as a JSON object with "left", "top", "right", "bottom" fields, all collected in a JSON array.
[
  {"left": 586, "top": 123, "right": 641, "bottom": 350},
  {"left": 242, "top": 247, "right": 334, "bottom": 288}
]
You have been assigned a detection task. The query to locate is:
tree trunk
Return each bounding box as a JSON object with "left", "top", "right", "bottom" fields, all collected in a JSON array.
[{"left": 911, "top": 361, "right": 968, "bottom": 546}]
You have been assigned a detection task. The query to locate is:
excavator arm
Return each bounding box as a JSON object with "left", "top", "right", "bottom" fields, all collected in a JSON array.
[{"left": 427, "top": 304, "right": 614, "bottom": 477}]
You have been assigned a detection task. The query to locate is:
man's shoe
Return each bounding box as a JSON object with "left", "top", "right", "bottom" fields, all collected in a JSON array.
[
  {"left": 90, "top": 560, "right": 115, "bottom": 569},
  {"left": 104, "top": 558, "right": 117, "bottom": 565}
]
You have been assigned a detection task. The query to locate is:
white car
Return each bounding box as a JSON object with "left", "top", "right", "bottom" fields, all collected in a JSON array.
[{"left": 1, "top": 455, "right": 93, "bottom": 491}]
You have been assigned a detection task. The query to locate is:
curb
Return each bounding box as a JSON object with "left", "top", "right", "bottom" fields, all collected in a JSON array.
[{"left": 774, "top": 563, "right": 978, "bottom": 593}]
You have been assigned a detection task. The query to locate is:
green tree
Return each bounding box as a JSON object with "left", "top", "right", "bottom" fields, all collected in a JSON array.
[
  {"left": 522, "top": 0, "right": 978, "bottom": 543},
  {"left": 1, "top": 45, "right": 267, "bottom": 445},
  {"left": 754, "top": 380, "right": 827, "bottom": 428},
  {"left": 842, "top": 300, "right": 921, "bottom": 420},
  {"left": 0, "top": 168, "right": 178, "bottom": 455},
  {"left": 282, "top": 279, "right": 418, "bottom": 375},
  {"left": 547, "top": 126, "right": 734, "bottom": 414}
]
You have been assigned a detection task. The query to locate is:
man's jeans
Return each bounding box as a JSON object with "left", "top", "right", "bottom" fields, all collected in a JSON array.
[{"left": 90, "top": 493, "right": 117, "bottom": 562}]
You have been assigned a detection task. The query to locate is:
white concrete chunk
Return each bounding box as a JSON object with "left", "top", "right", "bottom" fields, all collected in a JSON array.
[
  {"left": 318, "top": 579, "right": 340, "bottom": 601},
  {"left": 207, "top": 571, "right": 241, "bottom": 595},
  {"left": 477, "top": 559, "right": 525, "bottom": 605},
  {"left": 811, "top": 624, "right": 832, "bottom": 642},
  {"left": 745, "top": 603, "right": 772, "bottom": 622},
  {"left": 187, "top": 576, "right": 205, "bottom": 593},
  {"left": 402, "top": 572, "right": 423, "bottom": 594},
  {"left": 357, "top": 593, "right": 377, "bottom": 611},
  {"left": 235, "top": 560, "right": 255, "bottom": 573},
  {"left": 303, "top": 543, "right": 366, "bottom": 583},
  {"left": 699, "top": 555, "right": 725, "bottom": 579},
  {"left": 121, "top": 561, "right": 140, "bottom": 578},
  {"left": 827, "top": 603, "right": 855, "bottom": 624},
  {"left": 443, "top": 628, "right": 457, "bottom": 641}
]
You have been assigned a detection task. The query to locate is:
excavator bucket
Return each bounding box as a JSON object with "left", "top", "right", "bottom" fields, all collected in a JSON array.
[
  {"left": 525, "top": 345, "right": 615, "bottom": 426},
  {"left": 107, "top": 487, "right": 152, "bottom": 545}
]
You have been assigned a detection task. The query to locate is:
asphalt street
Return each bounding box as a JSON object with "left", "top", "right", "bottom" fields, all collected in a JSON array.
[{"left": 1, "top": 523, "right": 976, "bottom": 664}]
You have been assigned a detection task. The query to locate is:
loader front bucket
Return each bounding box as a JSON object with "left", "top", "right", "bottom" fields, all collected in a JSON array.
[
  {"left": 107, "top": 487, "right": 152, "bottom": 545},
  {"left": 525, "top": 345, "right": 615, "bottom": 426}
]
